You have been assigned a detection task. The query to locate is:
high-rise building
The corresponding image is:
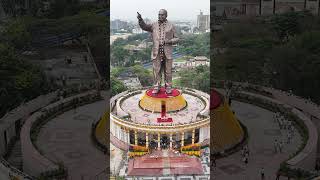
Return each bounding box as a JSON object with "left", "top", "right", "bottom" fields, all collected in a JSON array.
[
  {"left": 111, "top": 19, "right": 129, "bottom": 31},
  {"left": 197, "top": 11, "right": 210, "bottom": 32}
]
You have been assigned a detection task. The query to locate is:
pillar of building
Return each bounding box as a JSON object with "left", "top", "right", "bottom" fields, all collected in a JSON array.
[
  {"left": 181, "top": 132, "right": 184, "bottom": 147},
  {"left": 115, "top": 125, "right": 119, "bottom": 139},
  {"left": 120, "top": 127, "right": 123, "bottom": 141},
  {"left": 146, "top": 132, "right": 149, "bottom": 148},
  {"left": 127, "top": 129, "right": 131, "bottom": 144},
  {"left": 170, "top": 134, "right": 173, "bottom": 149},
  {"left": 157, "top": 133, "right": 161, "bottom": 149},
  {"left": 192, "top": 129, "right": 195, "bottom": 144},
  {"left": 134, "top": 131, "right": 138, "bottom": 145}
]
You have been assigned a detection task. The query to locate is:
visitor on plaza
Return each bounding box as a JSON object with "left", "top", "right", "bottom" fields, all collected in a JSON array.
[
  {"left": 260, "top": 167, "right": 265, "bottom": 180},
  {"left": 274, "top": 139, "right": 279, "bottom": 153},
  {"left": 279, "top": 141, "right": 283, "bottom": 153}
]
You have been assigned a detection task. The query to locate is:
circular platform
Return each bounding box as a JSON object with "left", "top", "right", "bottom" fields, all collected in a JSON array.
[{"left": 139, "top": 88, "right": 187, "bottom": 113}]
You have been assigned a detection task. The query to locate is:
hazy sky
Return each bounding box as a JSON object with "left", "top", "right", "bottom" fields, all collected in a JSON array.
[{"left": 110, "top": 0, "right": 210, "bottom": 21}]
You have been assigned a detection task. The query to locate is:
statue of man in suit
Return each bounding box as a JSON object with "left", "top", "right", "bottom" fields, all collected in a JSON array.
[{"left": 137, "top": 9, "right": 179, "bottom": 94}]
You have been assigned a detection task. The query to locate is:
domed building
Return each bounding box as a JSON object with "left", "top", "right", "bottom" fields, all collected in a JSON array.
[{"left": 110, "top": 87, "right": 210, "bottom": 151}]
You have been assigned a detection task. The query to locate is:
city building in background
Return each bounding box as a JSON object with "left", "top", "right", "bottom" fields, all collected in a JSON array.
[
  {"left": 197, "top": 10, "right": 210, "bottom": 32},
  {"left": 213, "top": 0, "right": 320, "bottom": 18}
]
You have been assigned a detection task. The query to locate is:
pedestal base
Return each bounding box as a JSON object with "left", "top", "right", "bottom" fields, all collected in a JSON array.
[
  {"left": 139, "top": 88, "right": 187, "bottom": 113},
  {"left": 157, "top": 117, "right": 173, "bottom": 123}
]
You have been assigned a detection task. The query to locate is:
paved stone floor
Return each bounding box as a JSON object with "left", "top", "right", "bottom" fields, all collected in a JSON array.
[
  {"left": 36, "top": 100, "right": 106, "bottom": 180},
  {"left": 211, "top": 101, "right": 302, "bottom": 180},
  {"left": 120, "top": 92, "right": 205, "bottom": 125}
]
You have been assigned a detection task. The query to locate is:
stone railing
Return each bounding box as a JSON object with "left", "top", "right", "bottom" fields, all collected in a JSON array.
[
  {"left": 286, "top": 108, "right": 318, "bottom": 170},
  {"left": 111, "top": 113, "right": 209, "bottom": 133},
  {"left": 0, "top": 157, "right": 34, "bottom": 180},
  {"left": 0, "top": 91, "right": 59, "bottom": 179},
  {"left": 21, "top": 111, "right": 59, "bottom": 176},
  {"left": 111, "top": 88, "right": 210, "bottom": 118},
  {"left": 184, "top": 89, "right": 210, "bottom": 116},
  {"left": 21, "top": 90, "right": 101, "bottom": 177}
]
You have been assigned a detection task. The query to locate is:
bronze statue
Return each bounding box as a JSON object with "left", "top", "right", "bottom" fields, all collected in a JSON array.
[{"left": 137, "top": 9, "right": 179, "bottom": 94}]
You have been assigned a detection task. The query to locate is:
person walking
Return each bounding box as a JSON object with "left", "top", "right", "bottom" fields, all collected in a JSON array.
[
  {"left": 274, "top": 139, "right": 279, "bottom": 153},
  {"left": 279, "top": 141, "right": 283, "bottom": 153},
  {"left": 260, "top": 167, "right": 265, "bottom": 180}
]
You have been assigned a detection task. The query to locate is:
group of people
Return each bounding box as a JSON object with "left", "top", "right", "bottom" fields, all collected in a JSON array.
[
  {"left": 241, "top": 145, "right": 250, "bottom": 165},
  {"left": 274, "top": 112, "right": 294, "bottom": 132},
  {"left": 273, "top": 139, "right": 284, "bottom": 153},
  {"left": 273, "top": 112, "right": 295, "bottom": 150}
]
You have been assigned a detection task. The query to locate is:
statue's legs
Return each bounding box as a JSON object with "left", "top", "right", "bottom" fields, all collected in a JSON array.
[
  {"left": 164, "top": 58, "right": 173, "bottom": 85},
  {"left": 152, "top": 56, "right": 162, "bottom": 93},
  {"left": 164, "top": 58, "right": 173, "bottom": 94}
]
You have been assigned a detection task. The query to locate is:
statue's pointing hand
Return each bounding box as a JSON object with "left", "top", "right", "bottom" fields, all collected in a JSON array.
[{"left": 137, "top": 12, "right": 142, "bottom": 20}]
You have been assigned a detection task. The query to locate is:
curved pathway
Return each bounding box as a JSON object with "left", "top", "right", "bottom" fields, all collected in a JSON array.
[
  {"left": 212, "top": 101, "right": 302, "bottom": 180},
  {"left": 36, "top": 100, "right": 106, "bottom": 180}
]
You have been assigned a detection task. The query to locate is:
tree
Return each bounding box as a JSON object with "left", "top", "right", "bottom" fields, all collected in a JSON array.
[
  {"left": 48, "top": 0, "right": 80, "bottom": 19},
  {"left": 111, "top": 76, "right": 127, "bottom": 96},
  {"left": 1, "top": 18, "right": 31, "bottom": 49},
  {"left": 0, "top": 43, "right": 50, "bottom": 117},
  {"left": 270, "top": 11, "right": 310, "bottom": 42},
  {"left": 178, "top": 65, "right": 210, "bottom": 93}
]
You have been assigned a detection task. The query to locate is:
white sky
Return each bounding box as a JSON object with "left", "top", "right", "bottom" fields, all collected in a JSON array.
[{"left": 110, "top": 0, "right": 210, "bottom": 22}]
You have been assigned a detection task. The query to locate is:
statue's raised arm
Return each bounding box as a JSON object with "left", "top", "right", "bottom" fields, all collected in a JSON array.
[{"left": 137, "top": 12, "right": 153, "bottom": 32}]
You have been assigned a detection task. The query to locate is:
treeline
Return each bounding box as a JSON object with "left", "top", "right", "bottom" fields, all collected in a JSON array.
[
  {"left": 213, "top": 11, "right": 320, "bottom": 102},
  {"left": 111, "top": 65, "right": 153, "bottom": 96},
  {"left": 0, "top": 8, "right": 108, "bottom": 117},
  {"left": 111, "top": 34, "right": 151, "bottom": 67},
  {"left": 177, "top": 32, "right": 210, "bottom": 57},
  {"left": 177, "top": 65, "right": 210, "bottom": 93},
  {"left": 0, "top": 44, "right": 51, "bottom": 117}
]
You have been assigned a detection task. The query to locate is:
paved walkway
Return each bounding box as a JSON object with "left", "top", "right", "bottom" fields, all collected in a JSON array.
[
  {"left": 36, "top": 100, "right": 106, "bottom": 180},
  {"left": 212, "top": 101, "right": 302, "bottom": 180}
]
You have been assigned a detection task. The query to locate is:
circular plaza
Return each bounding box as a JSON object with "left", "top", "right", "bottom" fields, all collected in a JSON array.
[{"left": 110, "top": 87, "right": 210, "bottom": 150}]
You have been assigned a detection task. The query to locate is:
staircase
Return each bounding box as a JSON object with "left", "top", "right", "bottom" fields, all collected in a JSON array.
[
  {"left": 92, "top": 169, "right": 107, "bottom": 180},
  {"left": 6, "top": 139, "right": 23, "bottom": 170}
]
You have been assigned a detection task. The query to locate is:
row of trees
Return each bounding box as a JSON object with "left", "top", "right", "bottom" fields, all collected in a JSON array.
[
  {"left": 177, "top": 33, "right": 210, "bottom": 57},
  {"left": 213, "top": 11, "right": 320, "bottom": 102},
  {"left": 111, "top": 34, "right": 151, "bottom": 67},
  {"left": 0, "top": 7, "right": 108, "bottom": 117},
  {"left": 0, "top": 44, "right": 51, "bottom": 117},
  {"left": 2, "top": 0, "right": 107, "bottom": 19},
  {"left": 111, "top": 65, "right": 153, "bottom": 96},
  {"left": 177, "top": 65, "right": 210, "bottom": 93}
]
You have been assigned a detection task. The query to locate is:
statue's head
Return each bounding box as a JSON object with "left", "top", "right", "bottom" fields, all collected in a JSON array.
[{"left": 158, "top": 9, "right": 167, "bottom": 22}]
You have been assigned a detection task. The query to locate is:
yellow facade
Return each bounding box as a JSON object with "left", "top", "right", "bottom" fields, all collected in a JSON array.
[
  {"left": 95, "top": 111, "right": 108, "bottom": 146},
  {"left": 139, "top": 92, "right": 187, "bottom": 112},
  {"left": 212, "top": 101, "right": 244, "bottom": 152}
]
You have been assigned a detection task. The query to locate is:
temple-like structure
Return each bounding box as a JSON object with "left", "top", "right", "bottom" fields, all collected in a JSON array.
[{"left": 110, "top": 87, "right": 210, "bottom": 150}]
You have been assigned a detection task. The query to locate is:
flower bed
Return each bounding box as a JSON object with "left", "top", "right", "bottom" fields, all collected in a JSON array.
[
  {"left": 181, "top": 144, "right": 201, "bottom": 157},
  {"left": 128, "top": 145, "right": 149, "bottom": 158},
  {"left": 128, "top": 151, "right": 149, "bottom": 158},
  {"left": 181, "top": 151, "right": 200, "bottom": 157}
]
